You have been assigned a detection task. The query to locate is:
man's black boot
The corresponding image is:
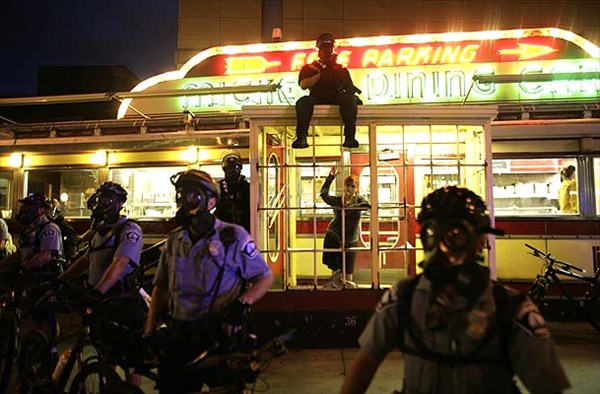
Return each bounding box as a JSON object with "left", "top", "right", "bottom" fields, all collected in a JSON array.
[
  {"left": 292, "top": 135, "right": 309, "bottom": 149},
  {"left": 342, "top": 127, "right": 359, "bottom": 148}
]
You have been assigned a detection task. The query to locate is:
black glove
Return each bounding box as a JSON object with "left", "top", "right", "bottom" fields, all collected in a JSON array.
[
  {"left": 81, "top": 288, "right": 103, "bottom": 309},
  {"left": 313, "top": 60, "right": 327, "bottom": 71},
  {"left": 222, "top": 299, "right": 251, "bottom": 327}
]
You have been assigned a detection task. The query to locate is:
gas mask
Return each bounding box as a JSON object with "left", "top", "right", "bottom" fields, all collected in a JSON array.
[
  {"left": 419, "top": 219, "right": 489, "bottom": 300},
  {"left": 16, "top": 202, "right": 43, "bottom": 226},
  {"left": 87, "top": 192, "right": 121, "bottom": 224},
  {"left": 174, "top": 185, "right": 215, "bottom": 237},
  {"left": 223, "top": 164, "right": 242, "bottom": 184}
]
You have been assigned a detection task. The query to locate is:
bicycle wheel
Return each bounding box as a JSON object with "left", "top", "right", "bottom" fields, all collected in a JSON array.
[
  {"left": 17, "top": 329, "right": 52, "bottom": 393},
  {"left": 585, "top": 290, "right": 600, "bottom": 333},
  {"left": 0, "top": 314, "right": 18, "bottom": 394},
  {"left": 68, "top": 361, "right": 128, "bottom": 394}
]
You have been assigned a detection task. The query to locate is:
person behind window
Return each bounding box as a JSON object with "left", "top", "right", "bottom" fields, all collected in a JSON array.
[
  {"left": 558, "top": 165, "right": 578, "bottom": 214},
  {"left": 292, "top": 33, "right": 362, "bottom": 149},
  {"left": 49, "top": 198, "right": 61, "bottom": 219},
  {"left": 214, "top": 149, "right": 251, "bottom": 232},
  {"left": 320, "top": 165, "right": 370, "bottom": 289},
  {"left": 340, "top": 185, "right": 570, "bottom": 394},
  {"left": 144, "top": 170, "right": 273, "bottom": 393},
  {"left": 60, "top": 181, "right": 143, "bottom": 386}
]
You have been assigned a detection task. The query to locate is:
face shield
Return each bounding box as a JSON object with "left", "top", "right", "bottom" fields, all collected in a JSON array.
[{"left": 87, "top": 191, "right": 121, "bottom": 223}]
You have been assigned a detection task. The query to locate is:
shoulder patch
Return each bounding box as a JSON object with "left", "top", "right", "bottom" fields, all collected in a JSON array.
[
  {"left": 42, "top": 228, "right": 57, "bottom": 237},
  {"left": 241, "top": 239, "right": 259, "bottom": 258},
  {"left": 515, "top": 300, "right": 550, "bottom": 338},
  {"left": 124, "top": 231, "right": 140, "bottom": 242}
]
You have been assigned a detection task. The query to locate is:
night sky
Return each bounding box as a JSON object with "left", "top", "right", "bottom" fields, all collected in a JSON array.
[{"left": 0, "top": 0, "right": 178, "bottom": 96}]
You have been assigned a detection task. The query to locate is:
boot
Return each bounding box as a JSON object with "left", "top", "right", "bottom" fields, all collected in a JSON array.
[
  {"left": 292, "top": 135, "right": 309, "bottom": 149},
  {"left": 342, "top": 127, "right": 359, "bottom": 148}
]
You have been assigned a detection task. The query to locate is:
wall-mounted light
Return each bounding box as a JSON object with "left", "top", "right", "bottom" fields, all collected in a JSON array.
[
  {"left": 180, "top": 146, "right": 198, "bottom": 163},
  {"left": 91, "top": 150, "right": 108, "bottom": 166},
  {"left": 8, "top": 152, "right": 23, "bottom": 168},
  {"left": 60, "top": 192, "right": 69, "bottom": 203}
]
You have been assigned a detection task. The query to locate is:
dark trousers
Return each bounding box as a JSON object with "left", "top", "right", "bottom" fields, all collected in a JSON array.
[
  {"left": 158, "top": 318, "right": 232, "bottom": 393},
  {"left": 295, "top": 94, "right": 358, "bottom": 137},
  {"left": 322, "top": 231, "right": 358, "bottom": 274}
]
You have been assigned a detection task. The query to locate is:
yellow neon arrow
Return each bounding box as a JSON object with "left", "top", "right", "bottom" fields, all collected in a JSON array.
[
  {"left": 498, "top": 43, "right": 558, "bottom": 60},
  {"left": 225, "top": 56, "right": 282, "bottom": 75}
]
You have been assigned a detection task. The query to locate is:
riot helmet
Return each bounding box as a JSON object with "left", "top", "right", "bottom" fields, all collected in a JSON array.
[
  {"left": 170, "top": 170, "right": 219, "bottom": 236},
  {"left": 417, "top": 186, "right": 504, "bottom": 299},
  {"left": 221, "top": 149, "right": 243, "bottom": 182},
  {"left": 16, "top": 193, "right": 51, "bottom": 226},
  {"left": 87, "top": 182, "right": 127, "bottom": 224}
]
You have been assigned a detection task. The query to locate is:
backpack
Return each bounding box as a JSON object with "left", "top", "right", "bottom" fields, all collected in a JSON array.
[
  {"left": 37, "top": 216, "right": 80, "bottom": 264},
  {"left": 396, "top": 274, "right": 526, "bottom": 367}
]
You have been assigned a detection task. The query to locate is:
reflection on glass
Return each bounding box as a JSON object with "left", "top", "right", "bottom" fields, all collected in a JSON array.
[{"left": 267, "top": 154, "right": 280, "bottom": 262}]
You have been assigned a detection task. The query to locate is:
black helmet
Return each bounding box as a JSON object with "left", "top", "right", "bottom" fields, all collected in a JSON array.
[
  {"left": 18, "top": 193, "right": 51, "bottom": 209},
  {"left": 170, "top": 169, "right": 220, "bottom": 199},
  {"left": 417, "top": 186, "right": 504, "bottom": 235},
  {"left": 16, "top": 193, "right": 50, "bottom": 225},
  {"left": 221, "top": 149, "right": 243, "bottom": 168},
  {"left": 316, "top": 33, "right": 335, "bottom": 49}
]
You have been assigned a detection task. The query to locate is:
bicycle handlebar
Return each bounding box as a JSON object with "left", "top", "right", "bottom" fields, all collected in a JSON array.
[
  {"left": 186, "top": 328, "right": 299, "bottom": 372},
  {"left": 524, "top": 243, "right": 585, "bottom": 273}
]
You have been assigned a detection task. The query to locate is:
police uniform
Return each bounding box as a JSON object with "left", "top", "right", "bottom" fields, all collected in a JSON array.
[
  {"left": 154, "top": 218, "right": 270, "bottom": 321},
  {"left": 153, "top": 218, "right": 271, "bottom": 392},
  {"left": 87, "top": 215, "right": 142, "bottom": 288},
  {"left": 359, "top": 276, "right": 571, "bottom": 394},
  {"left": 19, "top": 216, "right": 64, "bottom": 265}
]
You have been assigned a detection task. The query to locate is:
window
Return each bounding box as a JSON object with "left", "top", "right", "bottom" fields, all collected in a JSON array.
[
  {"left": 26, "top": 169, "right": 100, "bottom": 218},
  {"left": 492, "top": 158, "right": 578, "bottom": 216}
]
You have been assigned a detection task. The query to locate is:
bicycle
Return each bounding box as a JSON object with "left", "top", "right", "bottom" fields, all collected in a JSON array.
[
  {"left": 16, "top": 278, "right": 135, "bottom": 394},
  {"left": 525, "top": 243, "right": 600, "bottom": 332},
  {"left": 0, "top": 267, "right": 23, "bottom": 393},
  {"left": 129, "top": 327, "right": 298, "bottom": 394},
  {"left": 185, "top": 328, "right": 299, "bottom": 394}
]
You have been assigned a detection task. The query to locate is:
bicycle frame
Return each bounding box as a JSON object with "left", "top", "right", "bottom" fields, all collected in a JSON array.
[{"left": 525, "top": 243, "right": 600, "bottom": 331}]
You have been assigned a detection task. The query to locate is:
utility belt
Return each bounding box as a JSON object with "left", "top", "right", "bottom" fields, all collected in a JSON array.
[{"left": 167, "top": 315, "right": 229, "bottom": 353}]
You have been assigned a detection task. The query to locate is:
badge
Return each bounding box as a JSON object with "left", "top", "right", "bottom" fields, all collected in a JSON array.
[
  {"left": 209, "top": 239, "right": 222, "bottom": 256},
  {"left": 466, "top": 309, "right": 488, "bottom": 339}
]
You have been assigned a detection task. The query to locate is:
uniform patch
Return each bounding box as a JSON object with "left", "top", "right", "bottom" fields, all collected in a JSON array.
[
  {"left": 515, "top": 300, "right": 550, "bottom": 337},
  {"left": 43, "top": 228, "right": 56, "bottom": 237},
  {"left": 241, "top": 240, "right": 259, "bottom": 258},
  {"left": 124, "top": 231, "right": 140, "bottom": 242}
]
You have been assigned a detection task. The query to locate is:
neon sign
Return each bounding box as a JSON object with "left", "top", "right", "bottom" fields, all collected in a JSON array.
[{"left": 117, "top": 28, "right": 600, "bottom": 119}]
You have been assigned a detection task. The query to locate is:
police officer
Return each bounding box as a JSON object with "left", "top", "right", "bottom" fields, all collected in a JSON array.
[
  {"left": 214, "top": 149, "right": 251, "bottom": 232},
  {"left": 144, "top": 169, "right": 273, "bottom": 393},
  {"left": 0, "top": 193, "right": 63, "bottom": 273},
  {"left": 341, "top": 186, "right": 571, "bottom": 394},
  {"left": 60, "top": 182, "right": 143, "bottom": 385},
  {"left": 292, "top": 33, "right": 361, "bottom": 149},
  {"left": 61, "top": 182, "right": 142, "bottom": 295}
]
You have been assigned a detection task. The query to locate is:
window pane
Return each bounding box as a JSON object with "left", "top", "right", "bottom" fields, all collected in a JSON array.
[
  {"left": 26, "top": 169, "right": 99, "bottom": 218},
  {"left": 111, "top": 166, "right": 185, "bottom": 219},
  {"left": 492, "top": 158, "right": 578, "bottom": 216}
]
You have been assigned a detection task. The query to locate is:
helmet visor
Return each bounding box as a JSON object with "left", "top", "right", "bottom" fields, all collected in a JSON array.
[{"left": 175, "top": 187, "right": 208, "bottom": 210}]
